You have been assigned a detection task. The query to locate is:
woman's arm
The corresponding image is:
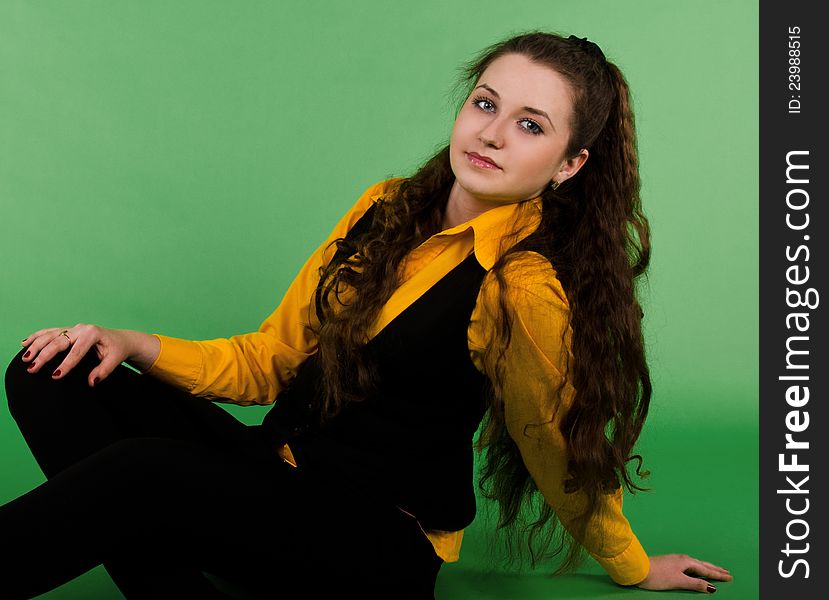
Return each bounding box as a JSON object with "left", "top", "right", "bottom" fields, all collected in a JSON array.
[
  {"left": 468, "top": 251, "right": 650, "bottom": 585},
  {"left": 468, "top": 252, "right": 732, "bottom": 592}
]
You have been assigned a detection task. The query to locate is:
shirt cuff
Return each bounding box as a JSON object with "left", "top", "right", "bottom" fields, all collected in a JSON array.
[
  {"left": 591, "top": 533, "right": 650, "bottom": 586},
  {"left": 144, "top": 333, "right": 203, "bottom": 393}
]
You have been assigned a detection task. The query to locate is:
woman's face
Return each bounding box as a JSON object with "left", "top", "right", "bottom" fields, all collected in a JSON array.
[{"left": 449, "top": 53, "right": 587, "bottom": 208}]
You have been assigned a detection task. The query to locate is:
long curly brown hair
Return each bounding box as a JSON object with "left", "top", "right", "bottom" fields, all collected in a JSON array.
[{"left": 310, "top": 31, "right": 652, "bottom": 575}]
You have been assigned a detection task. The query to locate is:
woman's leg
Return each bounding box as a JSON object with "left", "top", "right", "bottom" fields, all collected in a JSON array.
[
  {"left": 4, "top": 346, "right": 277, "bottom": 597},
  {"left": 5, "top": 347, "right": 263, "bottom": 480},
  {"left": 0, "top": 431, "right": 442, "bottom": 598},
  {"left": 3, "top": 348, "right": 443, "bottom": 598},
  {"left": 0, "top": 434, "right": 272, "bottom": 598}
]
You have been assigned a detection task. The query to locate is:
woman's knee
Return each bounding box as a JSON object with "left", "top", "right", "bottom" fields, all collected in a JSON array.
[
  {"left": 5, "top": 347, "right": 41, "bottom": 418},
  {"left": 5, "top": 346, "right": 31, "bottom": 383},
  {"left": 4, "top": 347, "right": 97, "bottom": 421}
]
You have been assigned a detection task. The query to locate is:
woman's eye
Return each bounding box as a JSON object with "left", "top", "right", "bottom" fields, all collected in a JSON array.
[
  {"left": 473, "top": 97, "right": 495, "bottom": 112},
  {"left": 520, "top": 119, "right": 543, "bottom": 135}
]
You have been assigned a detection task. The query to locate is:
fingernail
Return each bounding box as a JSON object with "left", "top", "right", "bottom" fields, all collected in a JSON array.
[
  {"left": 92, "top": 377, "right": 99, "bottom": 386},
  {"left": 52, "top": 369, "right": 61, "bottom": 377},
  {"left": 27, "top": 362, "right": 36, "bottom": 370},
  {"left": 707, "top": 584, "right": 717, "bottom": 593},
  {"left": 23, "top": 351, "right": 30, "bottom": 359}
]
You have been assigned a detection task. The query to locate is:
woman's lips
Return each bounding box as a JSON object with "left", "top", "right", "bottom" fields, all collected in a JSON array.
[{"left": 466, "top": 152, "right": 501, "bottom": 170}]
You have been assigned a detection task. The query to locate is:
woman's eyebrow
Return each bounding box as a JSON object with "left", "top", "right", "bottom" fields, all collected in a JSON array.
[
  {"left": 474, "top": 84, "right": 555, "bottom": 131},
  {"left": 475, "top": 83, "right": 501, "bottom": 99}
]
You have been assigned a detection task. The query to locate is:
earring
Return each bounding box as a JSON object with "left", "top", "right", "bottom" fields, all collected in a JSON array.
[{"left": 549, "top": 179, "right": 561, "bottom": 191}]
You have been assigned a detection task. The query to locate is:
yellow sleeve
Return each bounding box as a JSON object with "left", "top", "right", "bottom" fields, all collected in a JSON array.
[
  {"left": 143, "top": 177, "right": 404, "bottom": 406},
  {"left": 468, "top": 252, "right": 650, "bottom": 586}
]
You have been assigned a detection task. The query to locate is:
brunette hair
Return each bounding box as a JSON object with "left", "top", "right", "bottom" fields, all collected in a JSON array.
[{"left": 311, "top": 31, "right": 651, "bottom": 575}]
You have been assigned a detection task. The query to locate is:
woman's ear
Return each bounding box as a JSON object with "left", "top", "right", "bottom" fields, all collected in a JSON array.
[{"left": 555, "top": 148, "right": 589, "bottom": 185}]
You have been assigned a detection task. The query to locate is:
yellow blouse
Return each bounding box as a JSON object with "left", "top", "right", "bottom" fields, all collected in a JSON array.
[{"left": 142, "top": 177, "right": 651, "bottom": 586}]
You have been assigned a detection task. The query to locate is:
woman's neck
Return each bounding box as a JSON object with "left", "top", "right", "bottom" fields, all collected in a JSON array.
[{"left": 443, "top": 182, "right": 494, "bottom": 230}]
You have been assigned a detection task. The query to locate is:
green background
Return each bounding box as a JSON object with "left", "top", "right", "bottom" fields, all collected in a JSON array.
[{"left": 0, "top": 1, "right": 757, "bottom": 598}]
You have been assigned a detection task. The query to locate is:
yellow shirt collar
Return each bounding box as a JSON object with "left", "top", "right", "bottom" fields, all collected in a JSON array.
[
  {"left": 369, "top": 181, "right": 544, "bottom": 271},
  {"left": 435, "top": 196, "right": 543, "bottom": 270}
]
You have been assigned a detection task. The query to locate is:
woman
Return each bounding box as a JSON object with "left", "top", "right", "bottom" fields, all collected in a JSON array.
[{"left": 3, "top": 31, "right": 732, "bottom": 598}]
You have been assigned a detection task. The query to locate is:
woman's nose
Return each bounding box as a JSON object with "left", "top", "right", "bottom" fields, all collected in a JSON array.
[{"left": 478, "top": 118, "right": 505, "bottom": 149}]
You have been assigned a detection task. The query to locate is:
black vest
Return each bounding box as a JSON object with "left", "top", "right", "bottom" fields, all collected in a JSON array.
[{"left": 258, "top": 204, "right": 490, "bottom": 531}]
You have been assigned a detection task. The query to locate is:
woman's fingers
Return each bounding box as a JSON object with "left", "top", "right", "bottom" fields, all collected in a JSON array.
[
  {"left": 685, "top": 558, "right": 733, "bottom": 582},
  {"left": 49, "top": 336, "right": 97, "bottom": 381},
  {"left": 680, "top": 573, "right": 718, "bottom": 594},
  {"left": 639, "top": 554, "right": 733, "bottom": 593},
  {"left": 679, "top": 557, "right": 733, "bottom": 593},
  {"left": 21, "top": 328, "right": 60, "bottom": 355},
  {"left": 21, "top": 328, "right": 53, "bottom": 346},
  {"left": 86, "top": 354, "right": 123, "bottom": 387},
  {"left": 695, "top": 559, "right": 732, "bottom": 580},
  {"left": 21, "top": 328, "right": 72, "bottom": 372}
]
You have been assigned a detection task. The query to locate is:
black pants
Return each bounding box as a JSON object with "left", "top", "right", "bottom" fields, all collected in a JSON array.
[{"left": 2, "top": 347, "right": 443, "bottom": 599}]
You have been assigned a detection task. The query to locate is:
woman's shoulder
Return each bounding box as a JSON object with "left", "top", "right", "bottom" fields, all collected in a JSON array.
[
  {"left": 333, "top": 177, "right": 407, "bottom": 237},
  {"left": 362, "top": 176, "right": 406, "bottom": 204},
  {"left": 496, "top": 250, "right": 569, "bottom": 310},
  {"left": 475, "top": 251, "right": 570, "bottom": 331}
]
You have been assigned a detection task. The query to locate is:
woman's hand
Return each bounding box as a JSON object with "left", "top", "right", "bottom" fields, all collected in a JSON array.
[
  {"left": 636, "top": 554, "right": 733, "bottom": 593},
  {"left": 20, "top": 325, "right": 160, "bottom": 387}
]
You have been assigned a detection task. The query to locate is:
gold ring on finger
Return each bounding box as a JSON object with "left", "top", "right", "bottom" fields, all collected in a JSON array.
[{"left": 60, "top": 330, "right": 72, "bottom": 345}]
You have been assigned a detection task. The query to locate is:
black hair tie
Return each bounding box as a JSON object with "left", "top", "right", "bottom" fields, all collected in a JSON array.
[{"left": 567, "top": 34, "right": 606, "bottom": 62}]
